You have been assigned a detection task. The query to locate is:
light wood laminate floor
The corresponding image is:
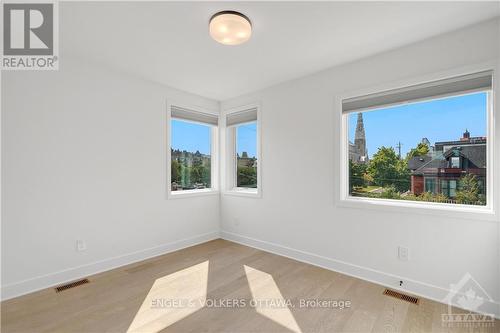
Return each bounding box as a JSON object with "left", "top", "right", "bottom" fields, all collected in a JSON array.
[{"left": 1, "top": 239, "right": 498, "bottom": 333}]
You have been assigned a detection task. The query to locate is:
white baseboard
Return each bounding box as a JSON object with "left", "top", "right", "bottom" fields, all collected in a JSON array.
[
  {"left": 221, "top": 230, "right": 500, "bottom": 319},
  {"left": 1, "top": 230, "right": 220, "bottom": 301}
]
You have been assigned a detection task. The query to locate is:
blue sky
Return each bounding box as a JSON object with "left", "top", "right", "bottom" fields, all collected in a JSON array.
[
  {"left": 171, "top": 120, "right": 257, "bottom": 157},
  {"left": 348, "top": 92, "right": 487, "bottom": 158},
  {"left": 236, "top": 123, "right": 257, "bottom": 157},
  {"left": 171, "top": 120, "right": 211, "bottom": 154}
]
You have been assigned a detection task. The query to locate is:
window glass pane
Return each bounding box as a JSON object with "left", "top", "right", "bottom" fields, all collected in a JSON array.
[
  {"left": 236, "top": 122, "right": 257, "bottom": 188},
  {"left": 348, "top": 91, "right": 487, "bottom": 206},
  {"left": 425, "top": 178, "right": 436, "bottom": 194},
  {"left": 441, "top": 180, "right": 449, "bottom": 197},
  {"left": 477, "top": 179, "right": 484, "bottom": 194},
  {"left": 449, "top": 180, "right": 457, "bottom": 198},
  {"left": 171, "top": 119, "right": 211, "bottom": 191}
]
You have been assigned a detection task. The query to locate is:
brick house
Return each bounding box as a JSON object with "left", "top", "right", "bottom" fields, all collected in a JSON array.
[{"left": 408, "top": 130, "right": 486, "bottom": 198}]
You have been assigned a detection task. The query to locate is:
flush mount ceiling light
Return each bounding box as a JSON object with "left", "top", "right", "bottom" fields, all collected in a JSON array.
[{"left": 209, "top": 11, "right": 252, "bottom": 46}]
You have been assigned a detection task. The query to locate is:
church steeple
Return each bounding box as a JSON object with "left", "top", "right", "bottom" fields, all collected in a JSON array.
[
  {"left": 355, "top": 113, "right": 365, "bottom": 140},
  {"left": 354, "top": 113, "right": 367, "bottom": 161}
]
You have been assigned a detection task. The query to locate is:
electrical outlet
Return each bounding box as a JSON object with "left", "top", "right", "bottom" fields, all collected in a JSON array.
[
  {"left": 76, "top": 240, "right": 87, "bottom": 252},
  {"left": 398, "top": 246, "right": 409, "bottom": 261},
  {"left": 233, "top": 218, "right": 240, "bottom": 227}
]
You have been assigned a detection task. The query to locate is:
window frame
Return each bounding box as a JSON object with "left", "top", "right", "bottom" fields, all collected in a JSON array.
[
  {"left": 222, "top": 103, "right": 262, "bottom": 198},
  {"left": 166, "top": 101, "right": 219, "bottom": 199},
  {"left": 450, "top": 156, "right": 460, "bottom": 168},
  {"left": 337, "top": 65, "right": 497, "bottom": 221},
  {"left": 449, "top": 179, "right": 458, "bottom": 198},
  {"left": 424, "top": 177, "right": 437, "bottom": 194}
]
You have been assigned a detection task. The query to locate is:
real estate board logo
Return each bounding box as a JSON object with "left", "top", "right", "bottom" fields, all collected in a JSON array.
[
  {"left": 441, "top": 273, "right": 495, "bottom": 329},
  {"left": 1, "top": 1, "right": 58, "bottom": 70}
]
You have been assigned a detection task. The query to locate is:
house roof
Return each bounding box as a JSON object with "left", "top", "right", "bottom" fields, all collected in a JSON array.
[
  {"left": 445, "top": 145, "right": 486, "bottom": 168},
  {"left": 435, "top": 137, "right": 486, "bottom": 150},
  {"left": 408, "top": 144, "right": 486, "bottom": 173},
  {"left": 408, "top": 155, "right": 433, "bottom": 170}
]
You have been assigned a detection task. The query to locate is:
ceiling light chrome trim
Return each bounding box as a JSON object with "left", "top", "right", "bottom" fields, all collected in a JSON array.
[{"left": 209, "top": 10, "right": 252, "bottom": 27}]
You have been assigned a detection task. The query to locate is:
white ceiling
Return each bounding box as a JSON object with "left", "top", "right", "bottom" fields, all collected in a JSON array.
[{"left": 61, "top": 2, "right": 500, "bottom": 101}]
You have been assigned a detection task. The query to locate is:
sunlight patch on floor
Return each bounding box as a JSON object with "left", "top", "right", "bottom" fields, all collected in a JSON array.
[
  {"left": 244, "top": 265, "right": 302, "bottom": 333},
  {"left": 127, "top": 260, "right": 209, "bottom": 333}
]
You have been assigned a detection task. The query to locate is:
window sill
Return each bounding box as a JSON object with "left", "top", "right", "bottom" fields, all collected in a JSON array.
[
  {"left": 223, "top": 188, "right": 261, "bottom": 198},
  {"left": 337, "top": 196, "right": 497, "bottom": 222},
  {"left": 168, "top": 189, "right": 219, "bottom": 199}
]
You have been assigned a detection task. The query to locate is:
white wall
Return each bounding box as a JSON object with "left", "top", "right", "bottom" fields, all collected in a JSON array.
[
  {"left": 1, "top": 14, "right": 499, "bottom": 317},
  {"left": 1, "top": 57, "right": 220, "bottom": 299},
  {"left": 220, "top": 19, "right": 500, "bottom": 315}
]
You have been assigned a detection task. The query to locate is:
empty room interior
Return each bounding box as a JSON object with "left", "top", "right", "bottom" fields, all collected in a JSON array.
[{"left": 2, "top": 1, "right": 500, "bottom": 332}]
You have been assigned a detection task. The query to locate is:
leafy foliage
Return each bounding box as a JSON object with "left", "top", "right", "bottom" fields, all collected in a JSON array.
[
  {"left": 367, "top": 146, "right": 398, "bottom": 186},
  {"left": 363, "top": 172, "right": 374, "bottom": 184},
  {"left": 380, "top": 186, "right": 401, "bottom": 199},
  {"left": 456, "top": 174, "right": 482, "bottom": 205},
  {"left": 406, "top": 143, "right": 430, "bottom": 160},
  {"left": 171, "top": 160, "right": 181, "bottom": 183},
  {"left": 349, "top": 160, "right": 367, "bottom": 191},
  {"left": 367, "top": 146, "right": 410, "bottom": 192},
  {"left": 403, "top": 192, "right": 449, "bottom": 203},
  {"left": 171, "top": 152, "right": 211, "bottom": 190},
  {"left": 237, "top": 166, "right": 257, "bottom": 188}
]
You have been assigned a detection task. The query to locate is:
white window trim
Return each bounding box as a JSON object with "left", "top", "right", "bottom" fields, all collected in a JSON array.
[
  {"left": 222, "top": 103, "right": 262, "bottom": 198},
  {"left": 336, "top": 63, "right": 498, "bottom": 222},
  {"left": 166, "top": 101, "right": 219, "bottom": 199}
]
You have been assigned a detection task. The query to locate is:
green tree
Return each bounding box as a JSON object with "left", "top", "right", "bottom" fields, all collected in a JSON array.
[
  {"left": 191, "top": 165, "right": 204, "bottom": 184},
  {"left": 180, "top": 164, "right": 190, "bottom": 188},
  {"left": 201, "top": 163, "right": 211, "bottom": 187},
  {"left": 367, "top": 147, "right": 410, "bottom": 192},
  {"left": 395, "top": 158, "right": 411, "bottom": 192},
  {"left": 363, "top": 172, "right": 373, "bottom": 185},
  {"left": 349, "top": 160, "right": 367, "bottom": 192},
  {"left": 406, "top": 143, "right": 430, "bottom": 160},
  {"left": 456, "top": 174, "right": 480, "bottom": 205},
  {"left": 171, "top": 160, "right": 181, "bottom": 183},
  {"left": 237, "top": 166, "right": 257, "bottom": 188},
  {"left": 367, "top": 147, "right": 399, "bottom": 187}
]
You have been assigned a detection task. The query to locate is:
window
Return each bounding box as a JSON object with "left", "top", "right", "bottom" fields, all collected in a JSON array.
[
  {"left": 441, "top": 179, "right": 458, "bottom": 198},
  {"left": 343, "top": 71, "right": 492, "bottom": 207},
  {"left": 236, "top": 123, "right": 258, "bottom": 188},
  {"left": 450, "top": 180, "right": 457, "bottom": 198},
  {"left": 450, "top": 156, "right": 460, "bottom": 168},
  {"left": 168, "top": 105, "right": 218, "bottom": 196},
  {"left": 425, "top": 178, "right": 436, "bottom": 194},
  {"left": 225, "top": 105, "right": 260, "bottom": 195}
]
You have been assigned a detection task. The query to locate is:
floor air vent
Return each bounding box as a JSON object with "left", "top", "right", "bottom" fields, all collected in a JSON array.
[
  {"left": 383, "top": 289, "right": 419, "bottom": 304},
  {"left": 55, "top": 278, "right": 89, "bottom": 292}
]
